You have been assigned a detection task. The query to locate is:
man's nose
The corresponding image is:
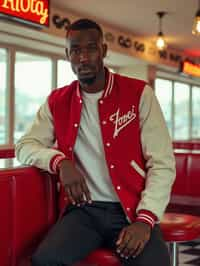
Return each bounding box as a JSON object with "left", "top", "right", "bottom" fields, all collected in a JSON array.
[{"left": 79, "top": 49, "right": 89, "bottom": 63}]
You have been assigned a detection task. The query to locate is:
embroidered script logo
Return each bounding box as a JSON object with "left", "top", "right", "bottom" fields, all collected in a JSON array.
[{"left": 109, "top": 106, "right": 136, "bottom": 138}]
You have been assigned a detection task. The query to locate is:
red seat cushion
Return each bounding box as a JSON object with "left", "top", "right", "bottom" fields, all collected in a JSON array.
[
  {"left": 161, "top": 213, "right": 200, "bottom": 242},
  {"left": 75, "top": 249, "right": 121, "bottom": 266}
]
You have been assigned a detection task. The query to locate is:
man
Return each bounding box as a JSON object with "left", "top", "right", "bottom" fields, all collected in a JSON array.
[{"left": 16, "top": 18, "right": 175, "bottom": 266}]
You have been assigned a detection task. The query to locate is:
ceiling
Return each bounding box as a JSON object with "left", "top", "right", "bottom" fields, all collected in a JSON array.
[{"left": 53, "top": 0, "right": 200, "bottom": 58}]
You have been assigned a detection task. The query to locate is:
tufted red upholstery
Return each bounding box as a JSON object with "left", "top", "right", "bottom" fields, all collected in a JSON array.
[
  {"left": 0, "top": 167, "right": 57, "bottom": 266},
  {"left": 168, "top": 151, "right": 200, "bottom": 216},
  {"left": 171, "top": 152, "right": 188, "bottom": 195},
  {"left": 1, "top": 149, "right": 200, "bottom": 266},
  {"left": 187, "top": 153, "right": 200, "bottom": 197}
]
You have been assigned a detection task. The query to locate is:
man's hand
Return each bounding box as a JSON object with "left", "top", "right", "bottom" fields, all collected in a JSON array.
[
  {"left": 58, "top": 159, "right": 92, "bottom": 206},
  {"left": 116, "top": 222, "right": 151, "bottom": 259}
]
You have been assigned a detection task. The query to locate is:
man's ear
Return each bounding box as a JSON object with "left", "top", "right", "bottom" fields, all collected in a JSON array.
[
  {"left": 102, "top": 43, "right": 108, "bottom": 58},
  {"left": 65, "top": 48, "right": 69, "bottom": 60}
]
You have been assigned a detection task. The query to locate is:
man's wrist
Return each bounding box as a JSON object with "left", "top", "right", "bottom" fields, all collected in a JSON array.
[
  {"left": 57, "top": 157, "right": 68, "bottom": 172},
  {"left": 136, "top": 209, "right": 158, "bottom": 229},
  {"left": 50, "top": 154, "right": 67, "bottom": 173}
]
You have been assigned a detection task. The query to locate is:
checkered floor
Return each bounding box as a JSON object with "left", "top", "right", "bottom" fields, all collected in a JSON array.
[{"left": 179, "top": 240, "right": 200, "bottom": 265}]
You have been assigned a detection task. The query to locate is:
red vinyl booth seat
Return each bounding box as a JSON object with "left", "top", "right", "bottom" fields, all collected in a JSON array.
[
  {"left": 1, "top": 150, "right": 200, "bottom": 266},
  {"left": 0, "top": 167, "right": 57, "bottom": 266}
]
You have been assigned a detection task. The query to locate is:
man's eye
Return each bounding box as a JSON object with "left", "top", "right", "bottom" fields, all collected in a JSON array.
[
  {"left": 88, "top": 45, "right": 97, "bottom": 51},
  {"left": 71, "top": 49, "right": 80, "bottom": 55}
]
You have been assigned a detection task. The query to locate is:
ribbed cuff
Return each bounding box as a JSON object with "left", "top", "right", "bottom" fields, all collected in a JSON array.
[
  {"left": 136, "top": 210, "right": 158, "bottom": 228},
  {"left": 50, "top": 154, "right": 66, "bottom": 173}
]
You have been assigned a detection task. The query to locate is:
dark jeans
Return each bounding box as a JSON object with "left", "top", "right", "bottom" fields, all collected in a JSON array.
[{"left": 32, "top": 201, "right": 170, "bottom": 266}]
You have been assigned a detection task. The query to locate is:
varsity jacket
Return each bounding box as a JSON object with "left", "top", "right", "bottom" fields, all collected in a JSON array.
[{"left": 16, "top": 69, "right": 176, "bottom": 228}]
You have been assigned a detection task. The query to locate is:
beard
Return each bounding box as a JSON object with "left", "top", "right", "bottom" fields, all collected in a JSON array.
[{"left": 79, "top": 76, "right": 96, "bottom": 85}]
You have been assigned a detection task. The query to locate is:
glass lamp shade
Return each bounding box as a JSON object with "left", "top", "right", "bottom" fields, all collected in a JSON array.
[
  {"left": 156, "top": 32, "right": 167, "bottom": 50},
  {"left": 192, "top": 10, "right": 200, "bottom": 35}
]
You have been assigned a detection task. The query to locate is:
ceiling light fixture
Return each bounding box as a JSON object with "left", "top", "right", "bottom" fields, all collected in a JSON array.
[
  {"left": 192, "top": 0, "right": 200, "bottom": 35},
  {"left": 156, "top": 11, "right": 167, "bottom": 51}
]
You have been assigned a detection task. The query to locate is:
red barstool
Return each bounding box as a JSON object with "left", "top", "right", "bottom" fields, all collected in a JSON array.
[
  {"left": 160, "top": 213, "right": 200, "bottom": 266},
  {"left": 75, "top": 248, "right": 121, "bottom": 266}
]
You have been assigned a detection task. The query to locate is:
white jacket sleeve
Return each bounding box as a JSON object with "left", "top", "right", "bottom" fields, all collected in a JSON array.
[
  {"left": 136, "top": 85, "right": 176, "bottom": 220},
  {"left": 15, "top": 99, "right": 66, "bottom": 173}
]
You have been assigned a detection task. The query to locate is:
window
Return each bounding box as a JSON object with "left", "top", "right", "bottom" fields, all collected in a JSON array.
[
  {"left": 155, "top": 77, "right": 200, "bottom": 140},
  {"left": 192, "top": 86, "right": 200, "bottom": 138},
  {"left": 155, "top": 79, "right": 172, "bottom": 136},
  {"left": 174, "top": 82, "right": 190, "bottom": 140},
  {"left": 14, "top": 52, "right": 52, "bottom": 142},
  {"left": 0, "top": 45, "right": 120, "bottom": 150},
  {"left": 0, "top": 48, "right": 7, "bottom": 145},
  {"left": 57, "top": 60, "right": 76, "bottom": 87}
]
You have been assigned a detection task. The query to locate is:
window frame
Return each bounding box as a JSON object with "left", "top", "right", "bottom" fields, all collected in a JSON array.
[{"left": 155, "top": 75, "right": 200, "bottom": 140}]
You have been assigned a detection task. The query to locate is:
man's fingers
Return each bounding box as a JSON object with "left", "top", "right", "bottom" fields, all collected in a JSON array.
[
  {"left": 81, "top": 179, "right": 92, "bottom": 203},
  {"left": 65, "top": 186, "right": 76, "bottom": 205},
  {"left": 118, "top": 235, "right": 132, "bottom": 257},
  {"left": 75, "top": 183, "right": 84, "bottom": 205},
  {"left": 130, "top": 240, "right": 145, "bottom": 257},
  {"left": 70, "top": 184, "right": 80, "bottom": 205},
  {"left": 116, "top": 229, "right": 126, "bottom": 246},
  {"left": 64, "top": 179, "right": 91, "bottom": 206}
]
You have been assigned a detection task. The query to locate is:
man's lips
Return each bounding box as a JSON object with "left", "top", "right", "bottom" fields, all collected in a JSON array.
[
  {"left": 79, "top": 69, "right": 91, "bottom": 74},
  {"left": 78, "top": 66, "right": 94, "bottom": 74}
]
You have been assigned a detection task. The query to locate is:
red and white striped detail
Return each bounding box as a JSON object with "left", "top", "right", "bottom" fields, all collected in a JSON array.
[
  {"left": 136, "top": 210, "right": 158, "bottom": 228},
  {"left": 103, "top": 71, "right": 114, "bottom": 98},
  {"left": 50, "top": 154, "right": 67, "bottom": 173},
  {"left": 76, "top": 82, "right": 81, "bottom": 98}
]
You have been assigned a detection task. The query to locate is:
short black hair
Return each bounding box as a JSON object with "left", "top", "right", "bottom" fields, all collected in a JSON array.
[{"left": 66, "top": 18, "right": 103, "bottom": 38}]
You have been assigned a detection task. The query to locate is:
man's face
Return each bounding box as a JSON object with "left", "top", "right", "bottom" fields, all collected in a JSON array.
[{"left": 66, "top": 29, "right": 107, "bottom": 85}]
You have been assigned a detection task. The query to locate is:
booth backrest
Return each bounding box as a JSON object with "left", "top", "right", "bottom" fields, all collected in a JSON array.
[
  {"left": 173, "top": 141, "right": 200, "bottom": 150},
  {"left": 187, "top": 153, "right": 200, "bottom": 197},
  {"left": 0, "top": 148, "right": 15, "bottom": 159},
  {"left": 0, "top": 167, "right": 57, "bottom": 266},
  {"left": 168, "top": 151, "right": 200, "bottom": 216},
  {"left": 172, "top": 152, "right": 188, "bottom": 195},
  {"left": 172, "top": 151, "right": 200, "bottom": 197}
]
